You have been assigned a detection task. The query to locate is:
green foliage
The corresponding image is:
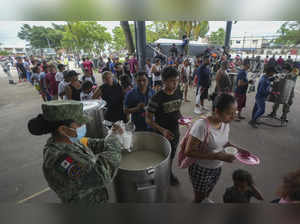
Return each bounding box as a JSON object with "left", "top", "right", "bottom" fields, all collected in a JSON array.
[
  {"left": 166, "top": 21, "right": 209, "bottom": 40},
  {"left": 61, "top": 21, "right": 112, "bottom": 54},
  {"left": 0, "top": 50, "right": 10, "bottom": 56},
  {"left": 112, "top": 24, "right": 135, "bottom": 51},
  {"left": 146, "top": 22, "right": 179, "bottom": 43},
  {"left": 275, "top": 21, "right": 300, "bottom": 46},
  {"left": 209, "top": 28, "right": 225, "bottom": 45},
  {"left": 18, "top": 24, "right": 63, "bottom": 49}
]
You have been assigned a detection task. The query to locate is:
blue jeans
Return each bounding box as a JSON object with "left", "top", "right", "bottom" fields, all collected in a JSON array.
[
  {"left": 251, "top": 98, "right": 266, "bottom": 121},
  {"left": 26, "top": 71, "right": 33, "bottom": 84}
]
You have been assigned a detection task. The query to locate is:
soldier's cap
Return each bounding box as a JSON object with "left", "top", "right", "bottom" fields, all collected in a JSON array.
[{"left": 42, "top": 100, "right": 89, "bottom": 124}]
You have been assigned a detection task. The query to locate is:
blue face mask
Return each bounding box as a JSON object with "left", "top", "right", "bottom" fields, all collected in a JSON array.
[{"left": 68, "top": 125, "right": 87, "bottom": 143}]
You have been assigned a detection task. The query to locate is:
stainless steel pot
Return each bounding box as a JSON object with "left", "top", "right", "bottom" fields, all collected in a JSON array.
[
  {"left": 82, "top": 99, "right": 107, "bottom": 139},
  {"left": 114, "top": 132, "right": 171, "bottom": 203}
]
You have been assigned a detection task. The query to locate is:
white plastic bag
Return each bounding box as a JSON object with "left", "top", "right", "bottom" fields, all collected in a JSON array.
[{"left": 105, "top": 121, "right": 134, "bottom": 152}]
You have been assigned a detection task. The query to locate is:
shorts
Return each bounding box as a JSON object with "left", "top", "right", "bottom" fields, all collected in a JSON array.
[
  {"left": 154, "top": 80, "right": 163, "bottom": 87},
  {"left": 200, "top": 87, "right": 209, "bottom": 100},
  {"left": 188, "top": 164, "right": 222, "bottom": 193},
  {"left": 235, "top": 93, "right": 247, "bottom": 111}
]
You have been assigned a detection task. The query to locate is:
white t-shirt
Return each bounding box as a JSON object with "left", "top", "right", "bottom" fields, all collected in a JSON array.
[
  {"left": 55, "top": 72, "right": 64, "bottom": 82},
  {"left": 58, "top": 81, "right": 69, "bottom": 100},
  {"left": 145, "top": 64, "right": 152, "bottom": 78},
  {"left": 190, "top": 119, "right": 230, "bottom": 169},
  {"left": 178, "top": 64, "right": 192, "bottom": 78},
  {"left": 151, "top": 64, "right": 162, "bottom": 81},
  {"left": 80, "top": 91, "right": 94, "bottom": 101}
]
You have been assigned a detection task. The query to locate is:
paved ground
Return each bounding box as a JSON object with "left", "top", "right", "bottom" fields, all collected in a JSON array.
[{"left": 0, "top": 66, "right": 300, "bottom": 204}]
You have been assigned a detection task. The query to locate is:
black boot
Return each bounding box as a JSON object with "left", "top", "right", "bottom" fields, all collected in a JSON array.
[{"left": 267, "top": 112, "right": 276, "bottom": 118}]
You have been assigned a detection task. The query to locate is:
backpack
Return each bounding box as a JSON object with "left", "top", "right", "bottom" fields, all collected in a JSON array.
[{"left": 178, "top": 119, "right": 210, "bottom": 169}]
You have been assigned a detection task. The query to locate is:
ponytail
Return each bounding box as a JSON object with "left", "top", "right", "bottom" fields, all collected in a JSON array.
[{"left": 27, "top": 114, "right": 73, "bottom": 136}]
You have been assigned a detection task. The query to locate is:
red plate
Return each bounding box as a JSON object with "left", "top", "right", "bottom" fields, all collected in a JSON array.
[
  {"left": 178, "top": 117, "right": 192, "bottom": 126},
  {"left": 236, "top": 152, "right": 260, "bottom": 165}
]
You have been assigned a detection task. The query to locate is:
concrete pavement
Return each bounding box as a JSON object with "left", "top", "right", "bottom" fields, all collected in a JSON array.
[{"left": 0, "top": 69, "right": 300, "bottom": 204}]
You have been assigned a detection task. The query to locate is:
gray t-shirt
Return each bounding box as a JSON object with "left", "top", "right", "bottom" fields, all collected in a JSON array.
[{"left": 190, "top": 119, "right": 229, "bottom": 169}]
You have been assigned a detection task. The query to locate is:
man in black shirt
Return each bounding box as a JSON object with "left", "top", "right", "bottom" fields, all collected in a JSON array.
[
  {"left": 146, "top": 66, "right": 183, "bottom": 186},
  {"left": 100, "top": 71, "right": 125, "bottom": 123},
  {"left": 169, "top": 43, "right": 178, "bottom": 58}
]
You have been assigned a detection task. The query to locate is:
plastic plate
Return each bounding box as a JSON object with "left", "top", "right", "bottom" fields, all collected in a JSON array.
[{"left": 236, "top": 152, "right": 260, "bottom": 165}]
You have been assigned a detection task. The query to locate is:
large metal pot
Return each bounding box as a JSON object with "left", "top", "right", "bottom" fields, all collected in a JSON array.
[
  {"left": 114, "top": 132, "right": 171, "bottom": 203},
  {"left": 267, "top": 77, "right": 294, "bottom": 104},
  {"left": 82, "top": 99, "right": 107, "bottom": 139}
]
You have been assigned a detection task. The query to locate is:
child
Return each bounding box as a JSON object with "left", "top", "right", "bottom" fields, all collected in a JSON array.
[
  {"left": 82, "top": 68, "right": 96, "bottom": 85},
  {"left": 223, "top": 169, "right": 264, "bottom": 203},
  {"left": 31, "top": 66, "right": 43, "bottom": 99},
  {"left": 80, "top": 80, "right": 94, "bottom": 101},
  {"left": 55, "top": 64, "right": 65, "bottom": 82},
  {"left": 58, "top": 70, "right": 71, "bottom": 100},
  {"left": 120, "top": 74, "right": 133, "bottom": 95},
  {"left": 146, "top": 66, "right": 183, "bottom": 186}
]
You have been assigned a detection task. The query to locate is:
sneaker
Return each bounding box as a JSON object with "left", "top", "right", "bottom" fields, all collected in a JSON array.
[
  {"left": 194, "top": 107, "right": 202, "bottom": 114},
  {"left": 202, "top": 198, "right": 215, "bottom": 203},
  {"left": 170, "top": 174, "right": 180, "bottom": 186},
  {"left": 238, "top": 116, "right": 246, "bottom": 120},
  {"left": 248, "top": 120, "right": 258, "bottom": 128}
]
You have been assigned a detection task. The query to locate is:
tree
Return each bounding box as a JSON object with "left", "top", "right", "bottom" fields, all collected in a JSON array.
[
  {"left": 112, "top": 26, "right": 127, "bottom": 51},
  {"left": 120, "top": 21, "right": 135, "bottom": 54},
  {"left": 61, "top": 21, "right": 112, "bottom": 55},
  {"left": 18, "top": 24, "right": 64, "bottom": 49},
  {"left": 209, "top": 28, "right": 225, "bottom": 45},
  {"left": 146, "top": 22, "right": 179, "bottom": 43},
  {"left": 275, "top": 21, "right": 300, "bottom": 46},
  {"left": 166, "top": 21, "right": 209, "bottom": 40}
]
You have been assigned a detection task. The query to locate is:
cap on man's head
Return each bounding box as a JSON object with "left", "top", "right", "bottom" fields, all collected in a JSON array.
[
  {"left": 42, "top": 100, "right": 89, "bottom": 124},
  {"left": 57, "top": 64, "right": 65, "bottom": 70}
]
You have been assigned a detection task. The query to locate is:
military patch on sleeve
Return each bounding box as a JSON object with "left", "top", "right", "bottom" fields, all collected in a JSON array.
[
  {"left": 55, "top": 154, "right": 84, "bottom": 179},
  {"left": 67, "top": 163, "right": 84, "bottom": 178}
]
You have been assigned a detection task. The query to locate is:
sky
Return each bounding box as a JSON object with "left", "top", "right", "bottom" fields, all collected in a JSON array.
[{"left": 0, "top": 21, "right": 285, "bottom": 46}]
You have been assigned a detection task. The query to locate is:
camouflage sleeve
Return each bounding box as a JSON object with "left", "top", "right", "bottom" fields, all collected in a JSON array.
[
  {"left": 87, "top": 135, "right": 122, "bottom": 185},
  {"left": 50, "top": 138, "right": 122, "bottom": 191},
  {"left": 87, "top": 138, "right": 105, "bottom": 154}
]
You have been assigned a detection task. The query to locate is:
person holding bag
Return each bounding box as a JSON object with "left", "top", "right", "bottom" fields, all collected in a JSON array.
[{"left": 178, "top": 94, "right": 250, "bottom": 203}]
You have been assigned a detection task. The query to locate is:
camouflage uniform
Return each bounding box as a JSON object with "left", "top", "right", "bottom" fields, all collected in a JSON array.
[
  {"left": 40, "top": 101, "right": 122, "bottom": 205},
  {"left": 270, "top": 73, "right": 298, "bottom": 120}
]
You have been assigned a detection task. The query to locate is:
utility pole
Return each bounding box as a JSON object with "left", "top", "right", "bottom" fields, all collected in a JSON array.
[
  {"left": 225, "top": 21, "right": 233, "bottom": 50},
  {"left": 135, "top": 21, "right": 146, "bottom": 71}
]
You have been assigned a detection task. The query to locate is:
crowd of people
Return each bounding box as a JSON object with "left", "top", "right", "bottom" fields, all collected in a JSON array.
[{"left": 23, "top": 46, "right": 300, "bottom": 205}]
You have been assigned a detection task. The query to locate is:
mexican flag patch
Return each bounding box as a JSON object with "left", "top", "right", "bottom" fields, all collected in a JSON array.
[{"left": 60, "top": 157, "right": 73, "bottom": 169}]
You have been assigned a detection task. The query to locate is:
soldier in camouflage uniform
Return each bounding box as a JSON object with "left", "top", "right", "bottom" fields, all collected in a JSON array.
[
  {"left": 28, "top": 100, "right": 123, "bottom": 205},
  {"left": 268, "top": 67, "right": 298, "bottom": 122}
]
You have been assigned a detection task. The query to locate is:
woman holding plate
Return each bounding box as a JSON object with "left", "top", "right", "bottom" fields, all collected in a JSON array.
[{"left": 184, "top": 94, "right": 250, "bottom": 203}]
